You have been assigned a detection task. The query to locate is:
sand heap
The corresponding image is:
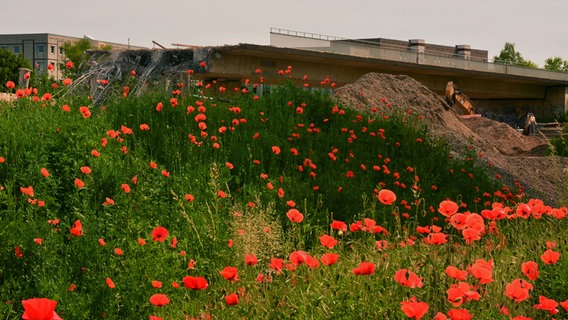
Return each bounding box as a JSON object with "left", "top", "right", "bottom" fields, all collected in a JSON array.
[{"left": 334, "top": 73, "right": 567, "bottom": 205}]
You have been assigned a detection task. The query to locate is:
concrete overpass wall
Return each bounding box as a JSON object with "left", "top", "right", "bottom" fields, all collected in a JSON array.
[{"left": 207, "top": 45, "right": 568, "bottom": 121}]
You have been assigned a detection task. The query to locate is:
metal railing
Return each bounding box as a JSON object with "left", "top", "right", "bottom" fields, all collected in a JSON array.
[{"left": 270, "top": 27, "right": 346, "bottom": 41}]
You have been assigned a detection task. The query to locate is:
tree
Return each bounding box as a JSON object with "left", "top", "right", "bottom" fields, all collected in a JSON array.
[
  {"left": 0, "top": 49, "right": 31, "bottom": 88},
  {"left": 492, "top": 42, "right": 538, "bottom": 68},
  {"left": 544, "top": 57, "right": 568, "bottom": 72},
  {"left": 61, "top": 38, "right": 95, "bottom": 75}
]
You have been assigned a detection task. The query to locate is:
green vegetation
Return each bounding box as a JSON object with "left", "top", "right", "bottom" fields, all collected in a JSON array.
[
  {"left": 60, "top": 38, "right": 108, "bottom": 76},
  {"left": 1, "top": 73, "right": 567, "bottom": 319},
  {"left": 544, "top": 57, "right": 568, "bottom": 72},
  {"left": 0, "top": 49, "right": 31, "bottom": 86},
  {"left": 493, "top": 42, "right": 538, "bottom": 68}
]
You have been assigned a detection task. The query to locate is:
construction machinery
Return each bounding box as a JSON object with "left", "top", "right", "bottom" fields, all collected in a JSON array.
[{"left": 445, "top": 81, "right": 475, "bottom": 115}]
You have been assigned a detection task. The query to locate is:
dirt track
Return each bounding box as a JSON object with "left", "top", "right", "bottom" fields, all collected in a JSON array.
[{"left": 334, "top": 73, "right": 568, "bottom": 205}]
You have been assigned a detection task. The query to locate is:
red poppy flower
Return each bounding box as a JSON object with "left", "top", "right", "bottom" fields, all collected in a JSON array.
[
  {"left": 182, "top": 276, "right": 208, "bottom": 290},
  {"left": 433, "top": 312, "right": 448, "bottom": 320},
  {"left": 560, "top": 299, "right": 568, "bottom": 312},
  {"left": 79, "top": 106, "right": 91, "bottom": 119},
  {"left": 320, "top": 253, "right": 339, "bottom": 266},
  {"left": 289, "top": 250, "right": 309, "bottom": 266},
  {"left": 245, "top": 254, "right": 258, "bottom": 266},
  {"left": 330, "top": 220, "right": 347, "bottom": 232},
  {"left": 505, "top": 278, "right": 533, "bottom": 303},
  {"left": 103, "top": 198, "right": 114, "bottom": 206},
  {"left": 447, "top": 308, "right": 473, "bottom": 320},
  {"left": 468, "top": 259, "right": 493, "bottom": 284},
  {"left": 269, "top": 258, "right": 284, "bottom": 273},
  {"left": 533, "top": 295, "right": 559, "bottom": 315},
  {"left": 319, "top": 234, "right": 338, "bottom": 249},
  {"left": 438, "top": 200, "right": 459, "bottom": 217},
  {"left": 40, "top": 168, "right": 50, "bottom": 178},
  {"left": 445, "top": 266, "right": 468, "bottom": 281},
  {"left": 447, "top": 282, "right": 480, "bottom": 307},
  {"left": 462, "top": 228, "right": 481, "bottom": 245},
  {"left": 394, "top": 269, "right": 424, "bottom": 288},
  {"left": 541, "top": 249, "right": 560, "bottom": 265},
  {"left": 378, "top": 189, "right": 396, "bottom": 205},
  {"left": 521, "top": 261, "right": 539, "bottom": 281},
  {"left": 121, "top": 183, "right": 131, "bottom": 193},
  {"left": 74, "top": 178, "right": 85, "bottom": 188},
  {"left": 225, "top": 292, "right": 238, "bottom": 306},
  {"left": 119, "top": 125, "right": 132, "bottom": 135},
  {"left": 20, "top": 186, "right": 35, "bottom": 197},
  {"left": 14, "top": 246, "right": 23, "bottom": 258},
  {"left": 400, "top": 296, "right": 429, "bottom": 320},
  {"left": 65, "top": 61, "right": 74, "bottom": 69},
  {"left": 70, "top": 220, "right": 83, "bottom": 236},
  {"left": 21, "top": 298, "right": 62, "bottom": 320},
  {"left": 106, "top": 277, "right": 115, "bottom": 289},
  {"left": 185, "top": 194, "right": 195, "bottom": 202},
  {"left": 219, "top": 266, "right": 239, "bottom": 281},
  {"left": 151, "top": 226, "right": 168, "bottom": 242},
  {"left": 424, "top": 232, "right": 448, "bottom": 245},
  {"left": 286, "top": 208, "right": 304, "bottom": 223},
  {"left": 353, "top": 261, "right": 376, "bottom": 275},
  {"left": 149, "top": 294, "right": 170, "bottom": 307}
]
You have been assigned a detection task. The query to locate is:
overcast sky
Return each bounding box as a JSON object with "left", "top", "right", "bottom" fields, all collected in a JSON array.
[{"left": 2, "top": 0, "right": 567, "bottom": 67}]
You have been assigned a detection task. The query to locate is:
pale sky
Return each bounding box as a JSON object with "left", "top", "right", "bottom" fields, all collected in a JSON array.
[{"left": 2, "top": 0, "right": 567, "bottom": 67}]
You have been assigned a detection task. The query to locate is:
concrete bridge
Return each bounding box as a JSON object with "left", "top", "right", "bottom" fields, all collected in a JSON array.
[{"left": 192, "top": 30, "right": 568, "bottom": 121}]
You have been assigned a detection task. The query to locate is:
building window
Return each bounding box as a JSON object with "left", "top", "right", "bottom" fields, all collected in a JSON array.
[
  {"left": 37, "top": 45, "right": 45, "bottom": 54},
  {"left": 59, "top": 47, "right": 64, "bottom": 55},
  {"left": 50, "top": 45, "right": 56, "bottom": 54},
  {"left": 14, "top": 46, "right": 20, "bottom": 54},
  {"left": 36, "top": 61, "right": 46, "bottom": 71}
]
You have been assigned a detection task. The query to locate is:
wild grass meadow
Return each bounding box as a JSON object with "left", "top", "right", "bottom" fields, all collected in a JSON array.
[{"left": 1, "top": 68, "right": 568, "bottom": 319}]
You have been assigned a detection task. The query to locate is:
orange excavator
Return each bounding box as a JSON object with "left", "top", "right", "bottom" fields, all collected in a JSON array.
[{"left": 445, "top": 81, "right": 475, "bottom": 115}]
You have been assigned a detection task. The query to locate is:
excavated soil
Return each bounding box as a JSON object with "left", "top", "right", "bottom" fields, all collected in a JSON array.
[{"left": 334, "top": 73, "right": 568, "bottom": 205}]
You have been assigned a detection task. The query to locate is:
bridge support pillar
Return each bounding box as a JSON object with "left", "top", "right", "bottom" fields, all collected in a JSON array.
[{"left": 545, "top": 86, "right": 568, "bottom": 120}]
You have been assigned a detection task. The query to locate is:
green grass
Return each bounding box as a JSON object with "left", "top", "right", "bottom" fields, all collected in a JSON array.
[{"left": 0, "top": 76, "right": 567, "bottom": 319}]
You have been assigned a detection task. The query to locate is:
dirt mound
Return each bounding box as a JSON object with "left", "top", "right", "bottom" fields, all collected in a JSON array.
[{"left": 334, "top": 73, "right": 567, "bottom": 205}]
